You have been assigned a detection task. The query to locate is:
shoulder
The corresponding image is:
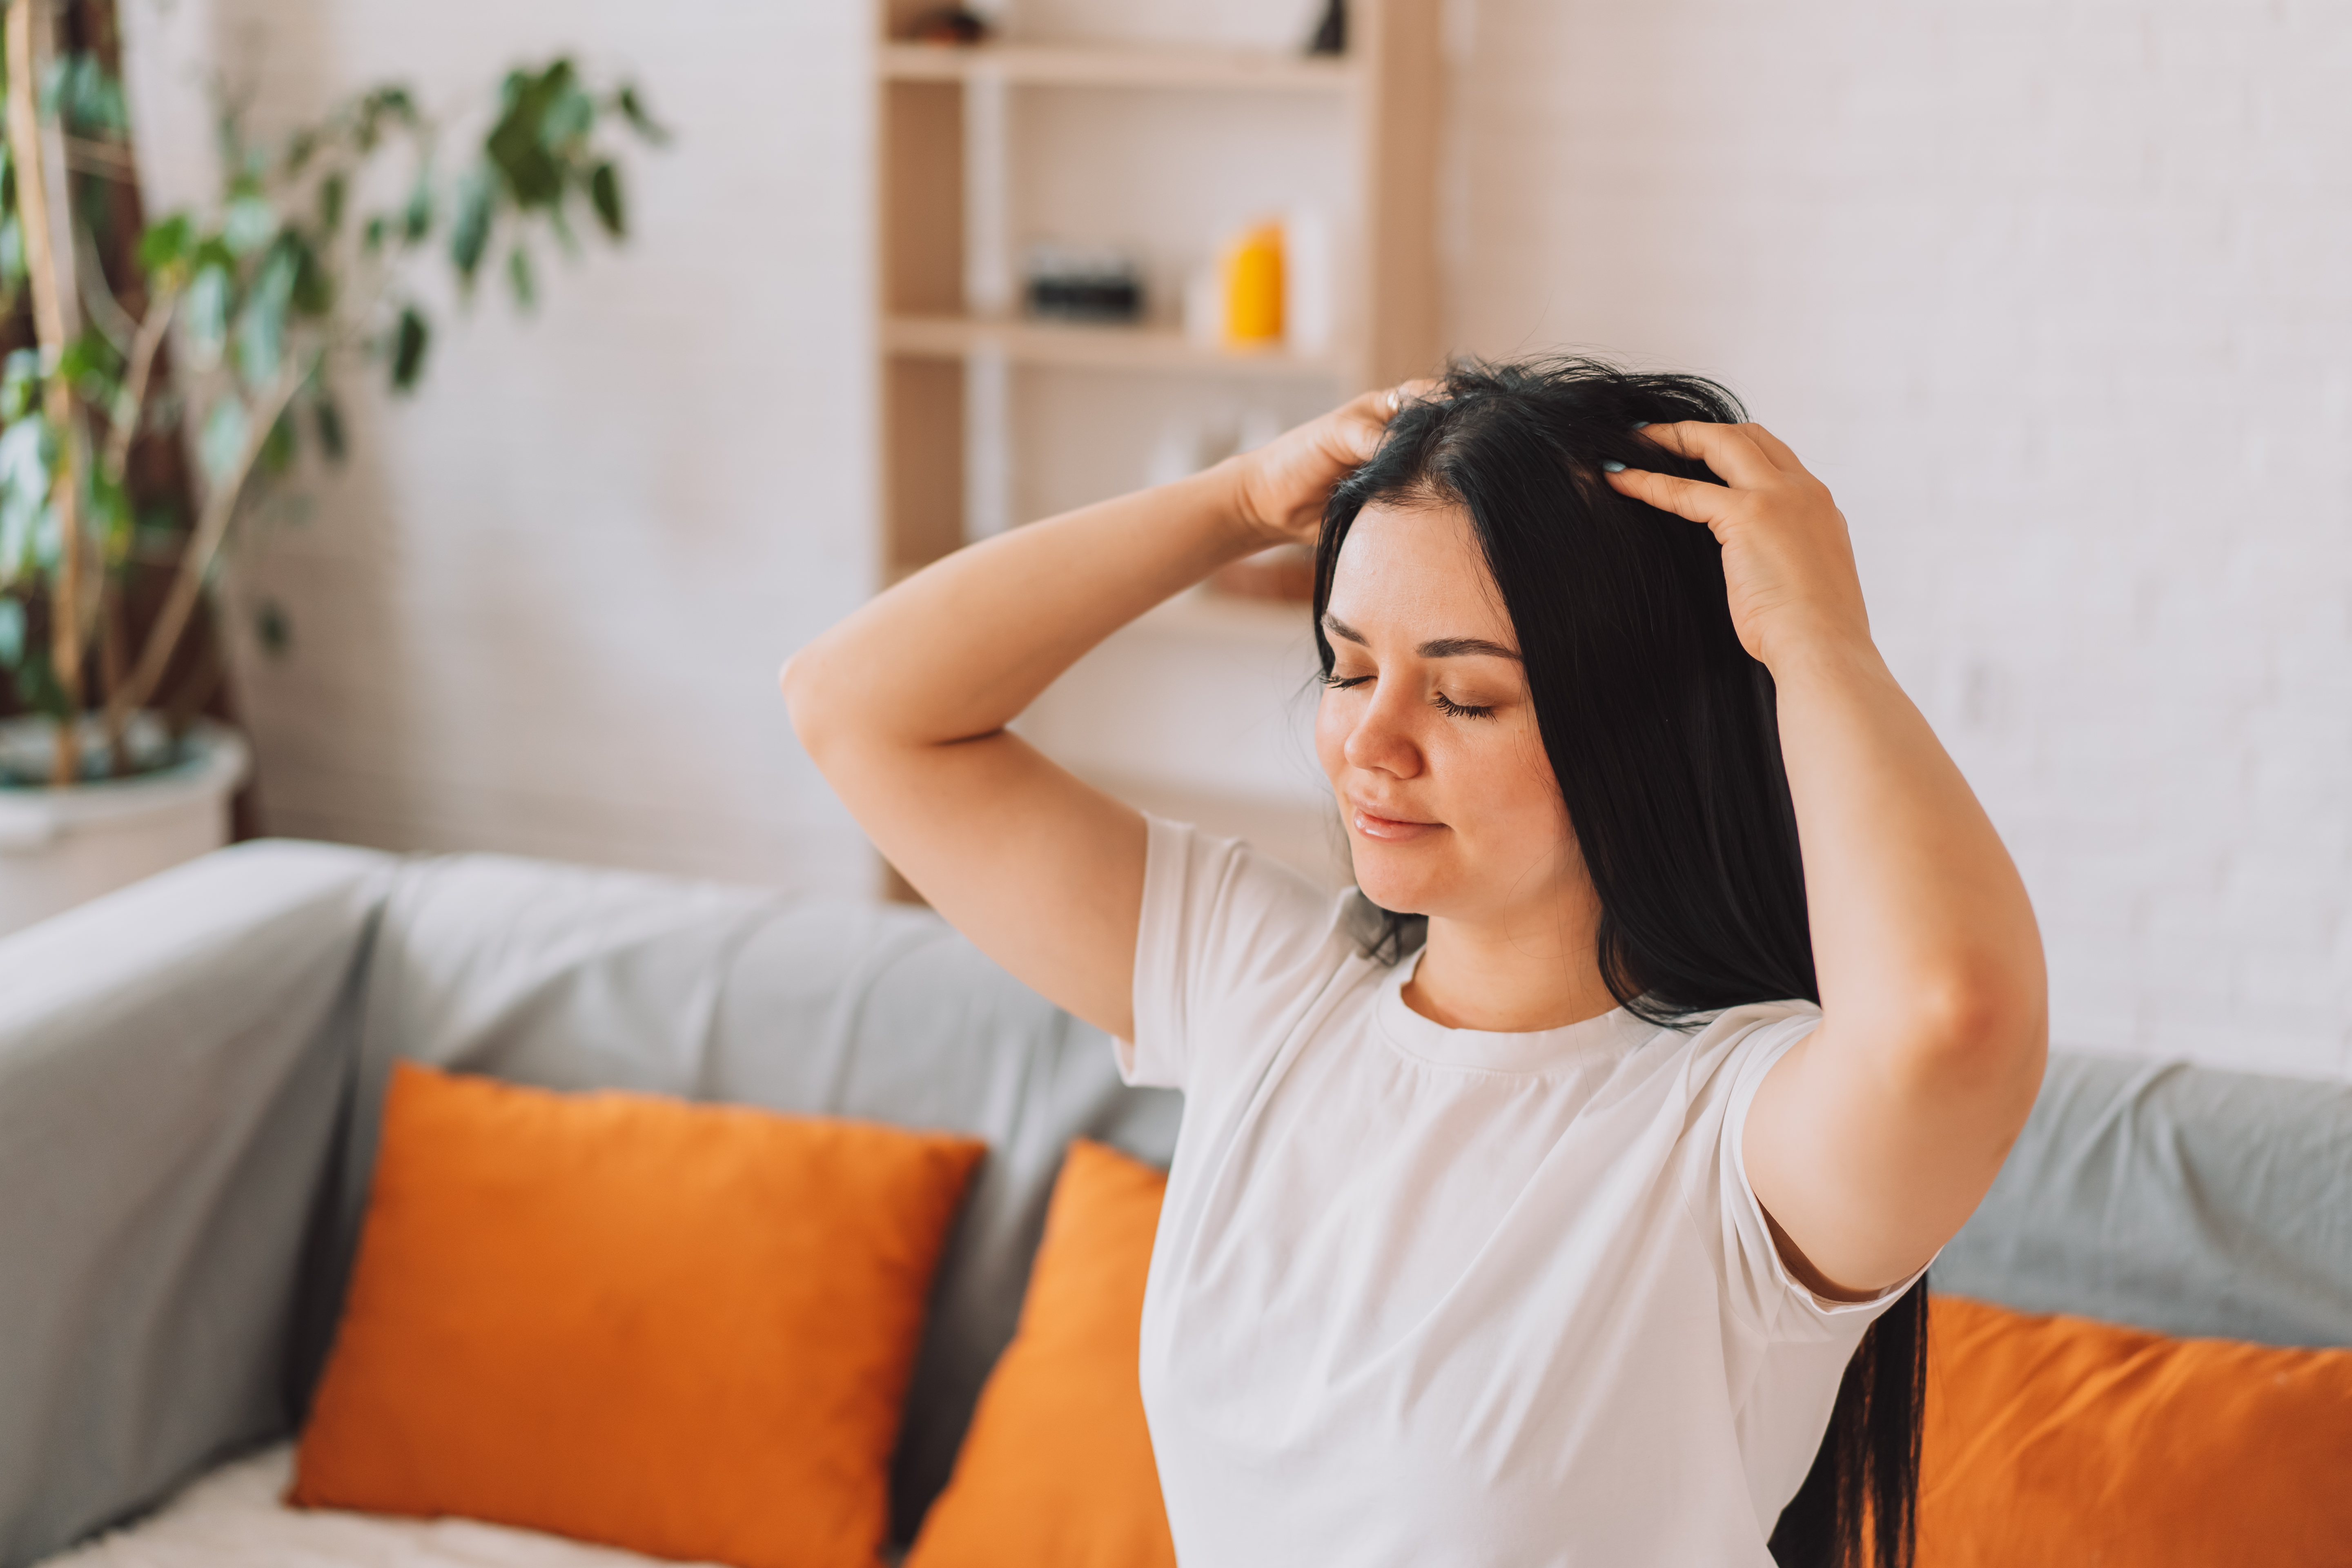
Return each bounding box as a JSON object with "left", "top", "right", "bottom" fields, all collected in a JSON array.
[
  {"left": 1127, "top": 816, "right": 1392, "bottom": 1091},
  {"left": 1664, "top": 1000, "right": 1823, "bottom": 1109},
  {"left": 1145, "top": 814, "right": 1379, "bottom": 979}
]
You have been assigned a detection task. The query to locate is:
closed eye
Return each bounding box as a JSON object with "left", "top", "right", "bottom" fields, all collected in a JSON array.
[{"left": 1433, "top": 693, "right": 1495, "bottom": 719}]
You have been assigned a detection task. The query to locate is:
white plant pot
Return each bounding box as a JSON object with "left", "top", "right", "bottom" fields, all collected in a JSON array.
[{"left": 0, "top": 713, "right": 252, "bottom": 939}]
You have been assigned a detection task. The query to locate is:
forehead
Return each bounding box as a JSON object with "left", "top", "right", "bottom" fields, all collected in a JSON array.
[{"left": 1327, "top": 499, "right": 1512, "bottom": 639}]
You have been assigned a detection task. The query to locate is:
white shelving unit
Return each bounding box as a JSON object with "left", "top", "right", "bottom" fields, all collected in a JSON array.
[{"left": 871, "top": 1, "right": 1440, "bottom": 893}]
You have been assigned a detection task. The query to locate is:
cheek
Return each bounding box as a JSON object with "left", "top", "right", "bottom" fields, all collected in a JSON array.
[
  {"left": 1314, "top": 690, "right": 1349, "bottom": 780},
  {"left": 1446, "top": 724, "right": 1566, "bottom": 836}
]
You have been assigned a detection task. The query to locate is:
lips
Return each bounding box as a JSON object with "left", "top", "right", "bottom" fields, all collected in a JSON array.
[{"left": 1350, "top": 801, "right": 1444, "bottom": 842}]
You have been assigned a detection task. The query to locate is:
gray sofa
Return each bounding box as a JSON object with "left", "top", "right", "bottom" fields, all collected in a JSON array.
[{"left": 2, "top": 840, "right": 2348, "bottom": 1568}]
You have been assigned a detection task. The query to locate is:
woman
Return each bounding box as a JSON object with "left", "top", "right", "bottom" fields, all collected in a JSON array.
[{"left": 783, "top": 359, "right": 2046, "bottom": 1567}]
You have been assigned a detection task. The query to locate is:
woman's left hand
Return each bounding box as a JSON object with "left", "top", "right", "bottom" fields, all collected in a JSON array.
[{"left": 1602, "top": 423, "right": 1869, "bottom": 668}]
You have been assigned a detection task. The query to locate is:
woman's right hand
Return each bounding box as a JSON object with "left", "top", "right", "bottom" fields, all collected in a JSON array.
[{"left": 1226, "top": 382, "right": 1432, "bottom": 544}]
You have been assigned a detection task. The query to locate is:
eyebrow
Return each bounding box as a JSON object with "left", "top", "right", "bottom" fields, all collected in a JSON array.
[{"left": 1322, "top": 614, "right": 1522, "bottom": 662}]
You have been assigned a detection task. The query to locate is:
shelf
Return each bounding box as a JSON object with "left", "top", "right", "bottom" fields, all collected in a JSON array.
[
  {"left": 883, "top": 313, "right": 1345, "bottom": 379},
  {"left": 878, "top": 41, "right": 1356, "bottom": 93},
  {"left": 1137, "top": 584, "right": 1319, "bottom": 642}
]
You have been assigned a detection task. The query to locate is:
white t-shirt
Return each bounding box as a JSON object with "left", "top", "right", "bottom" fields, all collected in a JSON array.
[{"left": 1120, "top": 817, "right": 1913, "bottom": 1566}]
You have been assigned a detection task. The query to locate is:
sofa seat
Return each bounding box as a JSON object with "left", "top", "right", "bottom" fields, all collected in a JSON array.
[{"left": 39, "top": 1448, "right": 702, "bottom": 1568}]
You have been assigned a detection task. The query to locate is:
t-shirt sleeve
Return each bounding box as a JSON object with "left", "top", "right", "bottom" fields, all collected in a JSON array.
[
  {"left": 1119, "top": 813, "right": 1353, "bottom": 1093},
  {"left": 1688, "top": 1009, "right": 1930, "bottom": 1343}
]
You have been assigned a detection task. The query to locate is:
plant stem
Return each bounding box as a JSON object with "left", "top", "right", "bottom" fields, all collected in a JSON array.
[
  {"left": 7, "top": 0, "right": 89, "bottom": 785},
  {"left": 92, "top": 287, "right": 179, "bottom": 766},
  {"left": 106, "top": 367, "right": 303, "bottom": 733},
  {"left": 98, "top": 575, "right": 129, "bottom": 772},
  {"left": 102, "top": 287, "right": 177, "bottom": 485}
]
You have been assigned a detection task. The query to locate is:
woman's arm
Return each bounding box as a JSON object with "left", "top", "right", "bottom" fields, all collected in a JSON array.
[
  {"left": 1608, "top": 425, "right": 2048, "bottom": 1298},
  {"left": 782, "top": 389, "right": 1399, "bottom": 1041}
]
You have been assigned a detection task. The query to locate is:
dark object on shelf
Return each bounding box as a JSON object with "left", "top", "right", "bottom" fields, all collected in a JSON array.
[
  {"left": 907, "top": 6, "right": 991, "bottom": 45},
  {"left": 1306, "top": 0, "right": 1346, "bottom": 56},
  {"left": 1025, "top": 245, "right": 1145, "bottom": 323}
]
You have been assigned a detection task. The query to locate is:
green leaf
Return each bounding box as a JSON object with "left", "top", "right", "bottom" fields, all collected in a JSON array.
[
  {"left": 137, "top": 212, "right": 194, "bottom": 277},
  {"left": 57, "top": 329, "right": 120, "bottom": 382},
  {"left": 260, "top": 408, "right": 296, "bottom": 476},
  {"left": 234, "top": 248, "right": 297, "bottom": 388},
  {"left": 506, "top": 245, "right": 535, "bottom": 310},
  {"left": 1, "top": 349, "right": 41, "bottom": 422},
  {"left": 615, "top": 84, "right": 670, "bottom": 146},
  {"left": 0, "top": 596, "right": 23, "bottom": 667},
  {"left": 485, "top": 60, "right": 570, "bottom": 209},
  {"left": 254, "top": 599, "right": 292, "bottom": 659},
  {"left": 184, "top": 263, "right": 231, "bottom": 364},
  {"left": 318, "top": 172, "right": 346, "bottom": 234},
  {"left": 86, "top": 469, "right": 131, "bottom": 562},
  {"left": 366, "top": 85, "right": 418, "bottom": 127},
  {"left": 362, "top": 214, "right": 389, "bottom": 255},
  {"left": 51, "top": 54, "right": 129, "bottom": 138},
  {"left": 312, "top": 390, "right": 347, "bottom": 461},
  {"left": 287, "top": 234, "right": 333, "bottom": 316},
  {"left": 37, "top": 58, "right": 68, "bottom": 122},
  {"left": 449, "top": 165, "right": 493, "bottom": 281},
  {"left": 0, "top": 216, "right": 21, "bottom": 290},
  {"left": 403, "top": 169, "right": 434, "bottom": 244},
  {"left": 222, "top": 192, "right": 277, "bottom": 256},
  {"left": 198, "top": 397, "right": 251, "bottom": 482},
  {"left": 0, "top": 412, "right": 53, "bottom": 506},
  {"left": 389, "top": 306, "right": 429, "bottom": 392},
  {"left": 545, "top": 81, "right": 595, "bottom": 150},
  {"left": 5, "top": 644, "right": 71, "bottom": 723},
  {"left": 588, "top": 161, "right": 624, "bottom": 239},
  {"left": 0, "top": 413, "right": 55, "bottom": 589}
]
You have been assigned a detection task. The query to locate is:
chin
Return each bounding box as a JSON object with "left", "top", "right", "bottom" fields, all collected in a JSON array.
[{"left": 1347, "top": 842, "right": 1443, "bottom": 915}]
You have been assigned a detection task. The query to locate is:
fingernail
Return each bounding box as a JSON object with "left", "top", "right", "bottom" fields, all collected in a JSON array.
[
  {"left": 1600, "top": 459, "right": 1626, "bottom": 473},
  {"left": 1630, "top": 421, "right": 1650, "bottom": 430}
]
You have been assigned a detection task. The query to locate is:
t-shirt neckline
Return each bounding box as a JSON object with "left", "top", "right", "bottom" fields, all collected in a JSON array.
[{"left": 1374, "top": 944, "right": 1659, "bottom": 1075}]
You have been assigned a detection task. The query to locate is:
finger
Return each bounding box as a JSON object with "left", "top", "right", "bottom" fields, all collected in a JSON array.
[
  {"left": 1604, "top": 464, "right": 1733, "bottom": 527},
  {"left": 1631, "top": 420, "right": 1778, "bottom": 490},
  {"left": 1736, "top": 423, "right": 1814, "bottom": 479},
  {"left": 1372, "top": 377, "right": 1442, "bottom": 421}
]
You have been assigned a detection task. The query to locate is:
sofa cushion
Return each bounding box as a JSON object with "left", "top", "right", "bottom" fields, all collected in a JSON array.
[
  {"left": 293, "top": 1062, "right": 984, "bottom": 1568},
  {"left": 309, "top": 852, "right": 1181, "bottom": 1545},
  {"left": 906, "top": 1140, "right": 1176, "bottom": 1568},
  {"left": 1919, "top": 1294, "right": 2352, "bottom": 1566}
]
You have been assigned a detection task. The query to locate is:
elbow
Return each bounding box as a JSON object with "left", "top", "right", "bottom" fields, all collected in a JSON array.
[
  {"left": 778, "top": 647, "right": 844, "bottom": 764},
  {"left": 1904, "top": 961, "right": 2049, "bottom": 1107}
]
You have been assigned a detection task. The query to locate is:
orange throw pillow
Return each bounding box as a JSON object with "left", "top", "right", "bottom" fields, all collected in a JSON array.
[
  {"left": 292, "top": 1061, "right": 985, "bottom": 1568},
  {"left": 906, "top": 1139, "right": 1176, "bottom": 1568},
  {"left": 1920, "top": 1294, "right": 2352, "bottom": 1568}
]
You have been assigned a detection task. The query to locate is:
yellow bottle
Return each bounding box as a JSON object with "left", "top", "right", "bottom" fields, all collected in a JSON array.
[{"left": 1222, "top": 222, "right": 1284, "bottom": 346}]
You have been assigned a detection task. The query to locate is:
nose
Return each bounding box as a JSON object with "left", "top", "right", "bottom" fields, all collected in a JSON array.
[{"left": 1339, "top": 680, "right": 1425, "bottom": 780}]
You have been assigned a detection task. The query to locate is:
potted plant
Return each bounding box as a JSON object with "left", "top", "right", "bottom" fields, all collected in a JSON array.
[{"left": 0, "top": 0, "right": 661, "bottom": 934}]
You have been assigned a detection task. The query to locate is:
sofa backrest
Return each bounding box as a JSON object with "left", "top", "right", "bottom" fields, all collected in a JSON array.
[
  {"left": 0, "top": 840, "right": 394, "bottom": 1568},
  {"left": 1936, "top": 1050, "right": 2352, "bottom": 1348},
  {"left": 312, "top": 850, "right": 1180, "bottom": 1546}
]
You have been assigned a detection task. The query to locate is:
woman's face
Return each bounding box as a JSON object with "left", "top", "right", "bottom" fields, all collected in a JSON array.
[{"left": 1315, "top": 500, "right": 1584, "bottom": 926}]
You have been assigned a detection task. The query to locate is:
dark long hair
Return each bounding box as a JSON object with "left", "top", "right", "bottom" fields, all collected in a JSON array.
[{"left": 1314, "top": 356, "right": 1926, "bottom": 1568}]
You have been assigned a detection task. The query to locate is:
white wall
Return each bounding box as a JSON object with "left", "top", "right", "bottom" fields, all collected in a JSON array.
[
  {"left": 125, "top": 2, "right": 2352, "bottom": 1079},
  {"left": 1441, "top": 0, "right": 2352, "bottom": 1080},
  {"left": 123, "top": 0, "right": 879, "bottom": 893}
]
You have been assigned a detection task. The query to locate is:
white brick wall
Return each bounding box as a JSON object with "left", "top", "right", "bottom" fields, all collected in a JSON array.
[
  {"left": 1443, "top": 0, "right": 2352, "bottom": 1078},
  {"left": 125, "top": 1, "right": 2352, "bottom": 1078},
  {"left": 123, "top": 0, "right": 880, "bottom": 895}
]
